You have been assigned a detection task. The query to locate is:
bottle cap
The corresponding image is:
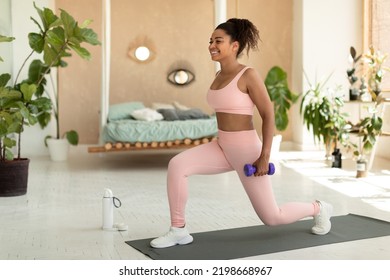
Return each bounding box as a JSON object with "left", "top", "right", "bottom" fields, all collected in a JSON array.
[{"left": 104, "top": 188, "right": 113, "bottom": 198}]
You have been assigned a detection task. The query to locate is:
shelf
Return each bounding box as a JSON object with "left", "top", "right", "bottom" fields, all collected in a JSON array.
[{"left": 345, "top": 96, "right": 389, "bottom": 170}]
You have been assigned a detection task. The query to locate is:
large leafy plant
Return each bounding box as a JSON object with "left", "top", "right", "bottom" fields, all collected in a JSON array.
[
  {"left": 0, "top": 2, "right": 100, "bottom": 161},
  {"left": 300, "top": 73, "right": 350, "bottom": 154},
  {"left": 265, "top": 66, "right": 299, "bottom": 132}
]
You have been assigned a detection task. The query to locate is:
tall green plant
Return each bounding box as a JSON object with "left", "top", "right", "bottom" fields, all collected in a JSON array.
[
  {"left": 28, "top": 2, "right": 100, "bottom": 145},
  {"left": 300, "top": 73, "right": 332, "bottom": 145},
  {"left": 0, "top": 2, "right": 100, "bottom": 161},
  {"left": 265, "top": 66, "right": 299, "bottom": 132},
  {"left": 299, "top": 73, "right": 350, "bottom": 152}
]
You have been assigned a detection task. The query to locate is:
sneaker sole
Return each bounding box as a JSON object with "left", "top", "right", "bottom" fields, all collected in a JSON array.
[
  {"left": 312, "top": 223, "right": 331, "bottom": 235},
  {"left": 312, "top": 202, "right": 333, "bottom": 235},
  {"left": 178, "top": 235, "right": 194, "bottom": 245},
  {"left": 150, "top": 235, "right": 193, "bottom": 249}
]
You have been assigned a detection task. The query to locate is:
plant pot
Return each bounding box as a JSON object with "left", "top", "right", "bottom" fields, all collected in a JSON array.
[
  {"left": 0, "top": 158, "right": 30, "bottom": 197},
  {"left": 271, "top": 134, "right": 282, "bottom": 160},
  {"left": 47, "top": 138, "right": 69, "bottom": 161},
  {"left": 356, "top": 159, "right": 368, "bottom": 178},
  {"left": 324, "top": 139, "right": 336, "bottom": 160},
  {"left": 331, "top": 148, "right": 342, "bottom": 168},
  {"left": 349, "top": 88, "right": 359, "bottom": 101}
]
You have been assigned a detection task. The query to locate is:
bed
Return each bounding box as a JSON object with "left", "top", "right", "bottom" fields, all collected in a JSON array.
[{"left": 88, "top": 101, "right": 218, "bottom": 153}]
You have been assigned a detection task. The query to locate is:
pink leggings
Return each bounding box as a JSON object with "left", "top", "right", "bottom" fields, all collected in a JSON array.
[{"left": 167, "top": 129, "right": 319, "bottom": 227}]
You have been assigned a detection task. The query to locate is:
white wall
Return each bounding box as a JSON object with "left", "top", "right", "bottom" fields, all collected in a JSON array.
[
  {"left": 9, "top": 0, "right": 56, "bottom": 157},
  {"left": 292, "top": 0, "right": 364, "bottom": 150},
  {"left": 374, "top": 98, "right": 390, "bottom": 160},
  {"left": 303, "top": 0, "right": 363, "bottom": 88},
  {"left": 0, "top": 0, "right": 12, "bottom": 75},
  {"left": 291, "top": 0, "right": 304, "bottom": 150}
]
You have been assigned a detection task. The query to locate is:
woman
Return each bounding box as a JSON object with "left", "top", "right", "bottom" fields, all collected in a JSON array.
[{"left": 150, "top": 18, "right": 332, "bottom": 249}]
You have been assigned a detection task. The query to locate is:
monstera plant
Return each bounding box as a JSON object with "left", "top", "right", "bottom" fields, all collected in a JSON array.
[
  {"left": 0, "top": 2, "right": 100, "bottom": 196},
  {"left": 265, "top": 66, "right": 299, "bottom": 132},
  {"left": 264, "top": 66, "right": 299, "bottom": 158}
]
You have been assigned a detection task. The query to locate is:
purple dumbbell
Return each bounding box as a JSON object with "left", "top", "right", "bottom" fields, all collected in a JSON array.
[{"left": 244, "top": 162, "right": 275, "bottom": 176}]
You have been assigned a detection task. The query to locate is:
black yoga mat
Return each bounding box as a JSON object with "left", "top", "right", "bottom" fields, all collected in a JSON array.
[{"left": 126, "top": 214, "right": 390, "bottom": 260}]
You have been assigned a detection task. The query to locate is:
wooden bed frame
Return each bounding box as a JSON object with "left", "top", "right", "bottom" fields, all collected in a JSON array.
[{"left": 88, "top": 136, "right": 217, "bottom": 153}]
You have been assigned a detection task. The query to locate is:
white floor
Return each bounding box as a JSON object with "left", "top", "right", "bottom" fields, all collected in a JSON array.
[{"left": 0, "top": 146, "right": 389, "bottom": 260}]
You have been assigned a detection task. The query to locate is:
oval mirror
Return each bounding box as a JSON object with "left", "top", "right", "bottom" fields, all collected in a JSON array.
[{"left": 168, "top": 69, "right": 195, "bottom": 86}]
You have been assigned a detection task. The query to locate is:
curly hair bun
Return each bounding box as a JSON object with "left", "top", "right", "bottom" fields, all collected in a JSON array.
[{"left": 216, "top": 18, "right": 260, "bottom": 57}]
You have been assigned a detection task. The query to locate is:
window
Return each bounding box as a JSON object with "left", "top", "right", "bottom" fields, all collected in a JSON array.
[{"left": 365, "top": 0, "right": 390, "bottom": 90}]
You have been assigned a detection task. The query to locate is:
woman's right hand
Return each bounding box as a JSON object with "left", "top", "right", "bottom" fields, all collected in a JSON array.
[{"left": 252, "top": 156, "right": 270, "bottom": 176}]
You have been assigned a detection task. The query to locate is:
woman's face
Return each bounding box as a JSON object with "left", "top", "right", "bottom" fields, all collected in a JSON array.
[{"left": 209, "top": 29, "right": 237, "bottom": 61}]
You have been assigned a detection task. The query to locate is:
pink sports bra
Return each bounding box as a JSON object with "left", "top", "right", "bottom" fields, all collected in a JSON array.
[{"left": 207, "top": 67, "right": 254, "bottom": 115}]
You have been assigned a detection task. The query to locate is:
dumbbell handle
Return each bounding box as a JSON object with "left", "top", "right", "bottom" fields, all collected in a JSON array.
[{"left": 244, "top": 162, "right": 275, "bottom": 176}]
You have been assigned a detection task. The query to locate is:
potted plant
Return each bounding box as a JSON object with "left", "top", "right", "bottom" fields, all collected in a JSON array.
[
  {"left": 299, "top": 72, "right": 350, "bottom": 159},
  {"left": 347, "top": 46, "right": 363, "bottom": 101},
  {"left": 351, "top": 103, "right": 383, "bottom": 177},
  {"left": 0, "top": 70, "right": 51, "bottom": 196},
  {"left": 364, "top": 45, "right": 390, "bottom": 101},
  {"left": 29, "top": 4, "right": 100, "bottom": 161},
  {"left": 0, "top": 3, "right": 99, "bottom": 196},
  {"left": 264, "top": 66, "right": 299, "bottom": 156},
  {"left": 323, "top": 92, "right": 352, "bottom": 168},
  {"left": 24, "top": 59, "right": 80, "bottom": 162},
  {"left": 39, "top": 60, "right": 80, "bottom": 161},
  {"left": 344, "top": 45, "right": 387, "bottom": 176}
]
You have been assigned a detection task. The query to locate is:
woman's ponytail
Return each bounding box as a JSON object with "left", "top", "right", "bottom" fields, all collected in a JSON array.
[{"left": 216, "top": 18, "right": 260, "bottom": 57}]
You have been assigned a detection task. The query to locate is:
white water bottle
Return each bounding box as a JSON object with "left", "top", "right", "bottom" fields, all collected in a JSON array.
[{"left": 102, "top": 188, "right": 114, "bottom": 230}]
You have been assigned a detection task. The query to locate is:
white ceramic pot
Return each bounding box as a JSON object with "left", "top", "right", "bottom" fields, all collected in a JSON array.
[
  {"left": 47, "top": 138, "right": 69, "bottom": 161},
  {"left": 271, "top": 134, "right": 282, "bottom": 160}
]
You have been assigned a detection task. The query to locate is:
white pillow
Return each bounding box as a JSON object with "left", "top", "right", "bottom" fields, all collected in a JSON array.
[
  {"left": 108, "top": 101, "right": 145, "bottom": 121},
  {"left": 131, "top": 108, "right": 164, "bottom": 121},
  {"left": 152, "top": 102, "right": 175, "bottom": 110}
]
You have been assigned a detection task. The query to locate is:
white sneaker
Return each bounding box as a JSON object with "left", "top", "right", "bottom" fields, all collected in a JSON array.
[
  {"left": 150, "top": 226, "right": 193, "bottom": 248},
  {"left": 312, "top": 200, "right": 333, "bottom": 235}
]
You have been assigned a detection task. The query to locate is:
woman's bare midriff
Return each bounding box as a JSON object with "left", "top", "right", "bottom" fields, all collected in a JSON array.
[{"left": 216, "top": 112, "right": 254, "bottom": 131}]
